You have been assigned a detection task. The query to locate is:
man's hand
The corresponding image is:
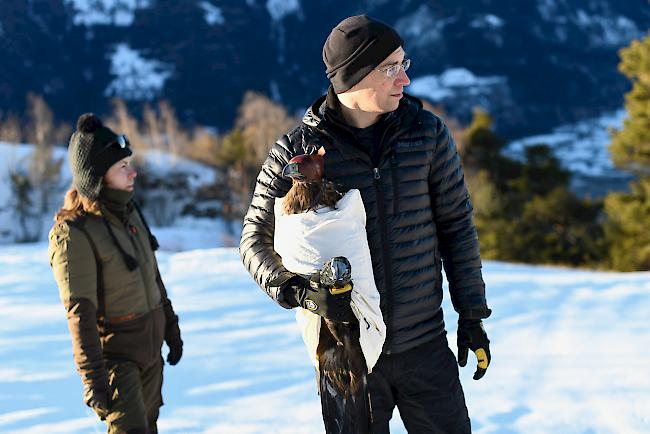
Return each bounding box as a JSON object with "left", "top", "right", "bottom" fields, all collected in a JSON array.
[
  {"left": 274, "top": 274, "right": 355, "bottom": 322},
  {"left": 457, "top": 319, "right": 491, "bottom": 380}
]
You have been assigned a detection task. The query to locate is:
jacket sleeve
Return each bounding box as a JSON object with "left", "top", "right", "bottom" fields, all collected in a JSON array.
[
  {"left": 66, "top": 298, "right": 110, "bottom": 406},
  {"left": 239, "top": 135, "right": 295, "bottom": 307},
  {"left": 428, "top": 117, "right": 491, "bottom": 320},
  {"left": 153, "top": 259, "right": 182, "bottom": 345},
  {"left": 48, "top": 223, "right": 108, "bottom": 403}
]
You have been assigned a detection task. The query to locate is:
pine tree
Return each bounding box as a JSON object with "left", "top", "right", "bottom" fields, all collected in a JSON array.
[
  {"left": 463, "top": 108, "right": 604, "bottom": 266},
  {"left": 609, "top": 34, "right": 650, "bottom": 175},
  {"left": 605, "top": 32, "right": 650, "bottom": 270}
]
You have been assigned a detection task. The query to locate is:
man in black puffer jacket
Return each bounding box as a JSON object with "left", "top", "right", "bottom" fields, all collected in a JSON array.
[{"left": 240, "top": 14, "right": 491, "bottom": 433}]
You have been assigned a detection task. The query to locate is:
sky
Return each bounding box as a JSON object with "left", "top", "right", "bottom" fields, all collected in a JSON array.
[{"left": 1, "top": 238, "right": 649, "bottom": 433}]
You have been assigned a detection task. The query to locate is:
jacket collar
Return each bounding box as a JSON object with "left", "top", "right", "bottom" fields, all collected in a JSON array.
[{"left": 302, "top": 86, "right": 423, "bottom": 165}]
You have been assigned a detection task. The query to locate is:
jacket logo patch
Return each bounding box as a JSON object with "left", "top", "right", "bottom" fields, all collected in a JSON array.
[
  {"left": 305, "top": 300, "right": 318, "bottom": 311},
  {"left": 396, "top": 139, "right": 424, "bottom": 149}
]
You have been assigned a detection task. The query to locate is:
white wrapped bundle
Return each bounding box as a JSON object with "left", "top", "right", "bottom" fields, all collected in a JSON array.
[{"left": 274, "top": 189, "right": 386, "bottom": 372}]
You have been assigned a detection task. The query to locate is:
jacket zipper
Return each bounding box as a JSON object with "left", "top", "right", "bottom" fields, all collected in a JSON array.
[
  {"left": 390, "top": 153, "right": 399, "bottom": 216},
  {"left": 373, "top": 167, "right": 394, "bottom": 354}
]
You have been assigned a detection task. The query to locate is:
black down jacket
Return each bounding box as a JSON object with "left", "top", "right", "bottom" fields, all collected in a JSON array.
[{"left": 240, "top": 91, "right": 490, "bottom": 354}]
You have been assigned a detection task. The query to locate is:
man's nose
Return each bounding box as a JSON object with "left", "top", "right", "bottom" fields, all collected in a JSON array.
[
  {"left": 395, "top": 68, "right": 410, "bottom": 86},
  {"left": 129, "top": 167, "right": 137, "bottom": 179}
]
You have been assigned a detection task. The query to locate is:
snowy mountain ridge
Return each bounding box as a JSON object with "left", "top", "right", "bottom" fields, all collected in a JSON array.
[{"left": 1, "top": 0, "right": 647, "bottom": 139}]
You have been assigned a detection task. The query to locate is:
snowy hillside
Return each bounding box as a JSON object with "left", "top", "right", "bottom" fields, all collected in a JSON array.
[
  {"left": 1, "top": 243, "right": 648, "bottom": 433},
  {"left": 504, "top": 109, "right": 632, "bottom": 197},
  {"left": 0, "top": 142, "right": 235, "bottom": 248}
]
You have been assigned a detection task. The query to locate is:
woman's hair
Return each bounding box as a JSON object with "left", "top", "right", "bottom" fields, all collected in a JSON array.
[
  {"left": 54, "top": 186, "right": 102, "bottom": 223},
  {"left": 283, "top": 179, "right": 341, "bottom": 215}
]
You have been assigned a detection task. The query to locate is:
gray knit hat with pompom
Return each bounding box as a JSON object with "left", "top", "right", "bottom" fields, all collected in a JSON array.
[{"left": 68, "top": 113, "right": 131, "bottom": 200}]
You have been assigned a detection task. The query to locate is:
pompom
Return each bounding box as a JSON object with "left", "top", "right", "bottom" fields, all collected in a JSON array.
[{"left": 76, "top": 113, "right": 103, "bottom": 133}]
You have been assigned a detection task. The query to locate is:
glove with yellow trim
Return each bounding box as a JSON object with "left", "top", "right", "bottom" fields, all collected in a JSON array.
[{"left": 457, "top": 319, "right": 491, "bottom": 380}]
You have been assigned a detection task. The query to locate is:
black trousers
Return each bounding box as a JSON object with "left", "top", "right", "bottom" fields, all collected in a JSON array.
[{"left": 368, "top": 334, "right": 471, "bottom": 434}]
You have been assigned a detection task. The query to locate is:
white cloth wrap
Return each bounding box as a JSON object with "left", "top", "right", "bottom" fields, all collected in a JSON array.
[{"left": 274, "top": 189, "right": 386, "bottom": 372}]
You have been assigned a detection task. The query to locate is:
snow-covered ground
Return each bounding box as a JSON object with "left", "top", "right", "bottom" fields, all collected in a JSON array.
[{"left": 1, "top": 240, "right": 649, "bottom": 433}]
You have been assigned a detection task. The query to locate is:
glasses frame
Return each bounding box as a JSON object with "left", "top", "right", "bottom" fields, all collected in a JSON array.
[{"left": 377, "top": 58, "right": 411, "bottom": 78}]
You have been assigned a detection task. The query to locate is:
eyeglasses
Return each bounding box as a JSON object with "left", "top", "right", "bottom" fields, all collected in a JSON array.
[{"left": 377, "top": 58, "right": 411, "bottom": 78}]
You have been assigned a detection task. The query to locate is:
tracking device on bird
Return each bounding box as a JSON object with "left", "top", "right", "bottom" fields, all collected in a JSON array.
[{"left": 319, "top": 256, "right": 353, "bottom": 295}]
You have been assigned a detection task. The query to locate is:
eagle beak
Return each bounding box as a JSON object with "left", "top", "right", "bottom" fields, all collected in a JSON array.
[{"left": 282, "top": 162, "right": 303, "bottom": 180}]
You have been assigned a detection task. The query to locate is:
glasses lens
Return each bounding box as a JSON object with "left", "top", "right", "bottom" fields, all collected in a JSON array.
[
  {"left": 116, "top": 135, "right": 128, "bottom": 148},
  {"left": 403, "top": 59, "right": 411, "bottom": 72},
  {"left": 386, "top": 64, "right": 398, "bottom": 77}
]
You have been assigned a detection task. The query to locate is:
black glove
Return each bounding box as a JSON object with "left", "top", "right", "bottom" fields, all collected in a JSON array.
[
  {"left": 277, "top": 274, "right": 355, "bottom": 322},
  {"left": 457, "top": 318, "right": 491, "bottom": 380},
  {"left": 163, "top": 301, "right": 183, "bottom": 365},
  {"left": 166, "top": 332, "right": 183, "bottom": 365}
]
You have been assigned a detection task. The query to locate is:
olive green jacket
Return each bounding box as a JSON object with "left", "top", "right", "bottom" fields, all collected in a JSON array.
[{"left": 49, "top": 203, "right": 179, "bottom": 404}]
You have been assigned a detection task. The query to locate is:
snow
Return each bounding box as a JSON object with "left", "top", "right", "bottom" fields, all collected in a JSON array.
[
  {"left": 137, "top": 149, "right": 217, "bottom": 190},
  {"left": 104, "top": 43, "right": 173, "bottom": 101},
  {"left": 470, "top": 14, "right": 504, "bottom": 29},
  {"left": 536, "top": 0, "right": 561, "bottom": 22},
  {"left": 505, "top": 109, "right": 627, "bottom": 178},
  {"left": 63, "top": 0, "right": 151, "bottom": 27},
  {"left": 535, "top": 0, "right": 641, "bottom": 47},
  {"left": 198, "top": 1, "right": 225, "bottom": 26},
  {"left": 409, "top": 68, "right": 506, "bottom": 101},
  {"left": 0, "top": 142, "right": 69, "bottom": 244},
  {"left": 394, "top": 5, "right": 447, "bottom": 48},
  {"left": 574, "top": 9, "right": 641, "bottom": 47},
  {"left": 1, "top": 240, "right": 649, "bottom": 433},
  {"left": 0, "top": 142, "right": 225, "bottom": 245},
  {"left": 266, "top": 0, "right": 300, "bottom": 22}
]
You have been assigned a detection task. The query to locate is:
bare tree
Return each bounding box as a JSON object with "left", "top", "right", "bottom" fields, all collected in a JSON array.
[
  {"left": 160, "top": 100, "right": 187, "bottom": 160},
  {"left": 143, "top": 103, "right": 164, "bottom": 153},
  {"left": 106, "top": 98, "right": 144, "bottom": 151},
  {"left": 0, "top": 113, "right": 23, "bottom": 143},
  {"left": 236, "top": 91, "right": 298, "bottom": 166},
  {"left": 187, "top": 126, "right": 221, "bottom": 166},
  {"left": 25, "top": 93, "right": 56, "bottom": 147},
  {"left": 25, "top": 94, "right": 64, "bottom": 217}
]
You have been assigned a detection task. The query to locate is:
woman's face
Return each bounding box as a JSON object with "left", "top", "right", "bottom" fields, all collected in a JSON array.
[{"left": 104, "top": 156, "right": 137, "bottom": 192}]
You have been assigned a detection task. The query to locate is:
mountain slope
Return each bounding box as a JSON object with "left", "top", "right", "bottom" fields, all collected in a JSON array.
[{"left": 0, "top": 0, "right": 648, "bottom": 138}]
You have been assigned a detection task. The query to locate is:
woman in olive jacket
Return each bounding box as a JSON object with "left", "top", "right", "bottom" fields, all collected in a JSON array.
[{"left": 48, "top": 113, "right": 183, "bottom": 434}]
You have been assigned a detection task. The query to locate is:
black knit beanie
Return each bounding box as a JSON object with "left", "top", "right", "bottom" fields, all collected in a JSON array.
[
  {"left": 323, "top": 15, "right": 404, "bottom": 94},
  {"left": 68, "top": 113, "right": 132, "bottom": 200}
]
